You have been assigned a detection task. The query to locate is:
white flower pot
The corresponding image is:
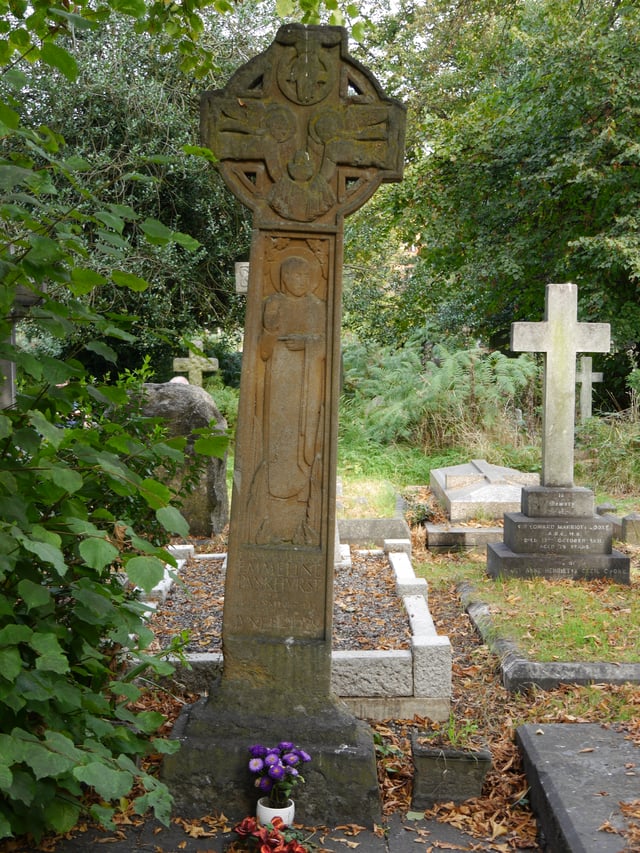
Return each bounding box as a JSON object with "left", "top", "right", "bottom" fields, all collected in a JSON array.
[{"left": 256, "top": 796, "right": 295, "bottom": 827}]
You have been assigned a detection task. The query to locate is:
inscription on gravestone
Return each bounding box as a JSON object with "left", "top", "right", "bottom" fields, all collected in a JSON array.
[{"left": 162, "top": 24, "right": 406, "bottom": 824}]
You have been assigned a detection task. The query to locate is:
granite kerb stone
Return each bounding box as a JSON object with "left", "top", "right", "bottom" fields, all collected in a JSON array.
[
  {"left": 459, "top": 582, "right": 640, "bottom": 693},
  {"left": 143, "top": 542, "right": 451, "bottom": 721}
]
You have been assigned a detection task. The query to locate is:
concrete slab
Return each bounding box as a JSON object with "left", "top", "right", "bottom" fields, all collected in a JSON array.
[
  {"left": 516, "top": 723, "right": 639, "bottom": 853},
  {"left": 430, "top": 459, "right": 539, "bottom": 522}
]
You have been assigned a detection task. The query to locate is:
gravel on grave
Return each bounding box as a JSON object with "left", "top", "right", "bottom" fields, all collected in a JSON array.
[{"left": 147, "top": 549, "right": 411, "bottom": 653}]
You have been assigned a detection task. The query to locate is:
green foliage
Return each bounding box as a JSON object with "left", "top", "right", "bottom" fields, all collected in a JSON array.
[
  {"left": 2, "top": 18, "right": 254, "bottom": 376},
  {"left": 341, "top": 337, "right": 540, "bottom": 455},
  {"left": 0, "top": 0, "right": 248, "bottom": 839},
  {"left": 347, "top": 0, "right": 640, "bottom": 382},
  {"left": 576, "top": 410, "right": 640, "bottom": 494},
  {"left": 0, "top": 351, "right": 228, "bottom": 840}
]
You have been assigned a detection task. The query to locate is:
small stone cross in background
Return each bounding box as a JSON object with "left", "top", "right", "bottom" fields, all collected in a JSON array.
[
  {"left": 576, "top": 355, "right": 603, "bottom": 423},
  {"left": 172, "top": 339, "right": 218, "bottom": 386}
]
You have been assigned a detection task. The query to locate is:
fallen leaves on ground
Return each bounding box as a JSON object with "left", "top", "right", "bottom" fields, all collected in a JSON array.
[
  {"left": 148, "top": 549, "right": 410, "bottom": 653},
  {"left": 18, "top": 516, "right": 640, "bottom": 853}
]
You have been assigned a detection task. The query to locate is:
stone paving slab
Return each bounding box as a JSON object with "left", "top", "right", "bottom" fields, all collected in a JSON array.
[
  {"left": 516, "top": 723, "right": 638, "bottom": 853},
  {"left": 12, "top": 812, "right": 503, "bottom": 852}
]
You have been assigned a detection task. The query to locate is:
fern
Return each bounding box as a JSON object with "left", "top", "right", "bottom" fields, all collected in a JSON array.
[{"left": 342, "top": 339, "right": 541, "bottom": 452}]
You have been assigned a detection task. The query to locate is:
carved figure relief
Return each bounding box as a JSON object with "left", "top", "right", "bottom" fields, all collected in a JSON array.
[{"left": 248, "top": 238, "right": 328, "bottom": 546}]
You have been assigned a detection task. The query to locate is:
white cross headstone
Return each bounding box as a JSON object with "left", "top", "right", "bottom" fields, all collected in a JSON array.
[
  {"left": 511, "top": 283, "right": 610, "bottom": 488},
  {"left": 576, "top": 356, "right": 603, "bottom": 423},
  {"left": 172, "top": 339, "right": 218, "bottom": 386}
]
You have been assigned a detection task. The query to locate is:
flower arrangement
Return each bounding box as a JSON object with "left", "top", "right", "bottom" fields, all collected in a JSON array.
[
  {"left": 231, "top": 816, "right": 310, "bottom": 853},
  {"left": 248, "top": 742, "right": 311, "bottom": 808}
]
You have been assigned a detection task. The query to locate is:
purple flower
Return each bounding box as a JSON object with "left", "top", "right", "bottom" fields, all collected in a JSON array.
[
  {"left": 285, "top": 766, "right": 299, "bottom": 778},
  {"left": 268, "top": 762, "right": 286, "bottom": 781},
  {"left": 248, "top": 744, "right": 268, "bottom": 757},
  {"left": 248, "top": 757, "right": 264, "bottom": 773},
  {"left": 296, "top": 749, "right": 311, "bottom": 763},
  {"left": 282, "top": 752, "right": 300, "bottom": 766},
  {"left": 256, "top": 776, "right": 273, "bottom": 792},
  {"left": 278, "top": 741, "right": 295, "bottom": 751}
]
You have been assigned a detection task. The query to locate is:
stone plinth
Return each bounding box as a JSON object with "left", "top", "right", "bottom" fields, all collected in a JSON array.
[
  {"left": 503, "top": 514, "right": 612, "bottom": 554},
  {"left": 487, "top": 486, "right": 630, "bottom": 583},
  {"left": 622, "top": 512, "right": 640, "bottom": 544},
  {"left": 162, "top": 694, "right": 379, "bottom": 826}
]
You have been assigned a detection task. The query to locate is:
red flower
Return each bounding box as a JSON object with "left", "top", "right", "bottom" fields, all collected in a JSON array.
[{"left": 235, "top": 816, "right": 260, "bottom": 837}]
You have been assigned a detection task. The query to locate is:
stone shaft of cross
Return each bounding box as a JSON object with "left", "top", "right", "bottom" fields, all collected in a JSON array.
[
  {"left": 577, "top": 355, "right": 604, "bottom": 423},
  {"left": 172, "top": 339, "right": 218, "bottom": 386},
  {"left": 511, "top": 283, "right": 610, "bottom": 488}
]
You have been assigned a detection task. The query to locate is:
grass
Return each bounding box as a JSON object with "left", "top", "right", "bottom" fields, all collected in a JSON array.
[
  {"left": 413, "top": 551, "right": 640, "bottom": 664},
  {"left": 481, "top": 574, "right": 639, "bottom": 663},
  {"left": 339, "top": 457, "right": 639, "bottom": 666},
  {"left": 407, "top": 498, "right": 639, "bottom": 665},
  {"left": 336, "top": 477, "right": 397, "bottom": 519}
]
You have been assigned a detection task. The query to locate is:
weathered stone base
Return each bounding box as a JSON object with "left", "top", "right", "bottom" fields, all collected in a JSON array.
[
  {"left": 521, "top": 485, "right": 594, "bottom": 518},
  {"left": 486, "top": 541, "right": 630, "bottom": 583},
  {"left": 425, "top": 523, "right": 503, "bottom": 553},
  {"left": 411, "top": 734, "right": 492, "bottom": 809},
  {"left": 161, "top": 683, "right": 381, "bottom": 826}
]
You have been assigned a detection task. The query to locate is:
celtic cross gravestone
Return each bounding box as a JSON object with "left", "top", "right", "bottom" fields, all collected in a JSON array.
[
  {"left": 487, "top": 283, "right": 629, "bottom": 583},
  {"left": 172, "top": 339, "right": 218, "bottom": 386},
  {"left": 163, "top": 24, "right": 406, "bottom": 824}
]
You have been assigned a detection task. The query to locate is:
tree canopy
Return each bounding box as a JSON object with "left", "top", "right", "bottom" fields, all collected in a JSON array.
[{"left": 345, "top": 0, "right": 640, "bottom": 383}]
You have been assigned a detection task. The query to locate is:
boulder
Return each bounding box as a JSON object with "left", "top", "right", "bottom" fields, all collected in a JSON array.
[{"left": 142, "top": 383, "right": 228, "bottom": 536}]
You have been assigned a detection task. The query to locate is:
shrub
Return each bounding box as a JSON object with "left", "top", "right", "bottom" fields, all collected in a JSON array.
[{"left": 0, "top": 345, "right": 227, "bottom": 841}]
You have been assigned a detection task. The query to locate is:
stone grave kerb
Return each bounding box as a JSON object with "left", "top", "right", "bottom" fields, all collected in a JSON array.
[{"left": 162, "top": 24, "right": 406, "bottom": 825}]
